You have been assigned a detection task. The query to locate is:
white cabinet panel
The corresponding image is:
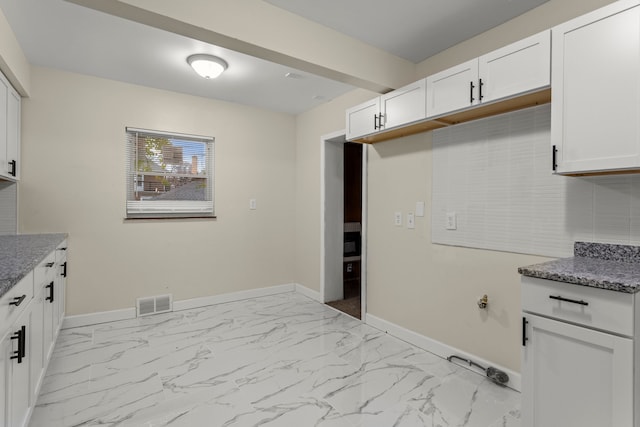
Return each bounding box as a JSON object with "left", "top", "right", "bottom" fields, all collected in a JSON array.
[
  {"left": 522, "top": 313, "right": 633, "bottom": 427},
  {"left": 346, "top": 97, "right": 380, "bottom": 140},
  {"left": 479, "top": 31, "right": 550, "bottom": 103},
  {"left": 0, "top": 76, "right": 7, "bottom": 179},
  {"left": 6, "top": 88, "right": 20, "bottom": 180},
  {"left": 7, "top": 306, "right": 32, "bottom": 427},
  {"left": 552, "top": 1, "right": 640, "bottom": 174},
  {"left": 380, "top": 79, "right": 426, "bottom": 130},
  {"left": 427, "top": 59, "right": 479, "bottom": 117}
]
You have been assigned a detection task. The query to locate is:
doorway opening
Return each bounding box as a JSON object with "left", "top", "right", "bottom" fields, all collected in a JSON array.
[{"left": 321, "top": 131, "right": 366, "bottom": 320}]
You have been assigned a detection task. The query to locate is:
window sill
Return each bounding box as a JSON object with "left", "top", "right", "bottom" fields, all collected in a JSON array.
[{"left": 124, "top": 215, "right": 217, "bottom": 222}]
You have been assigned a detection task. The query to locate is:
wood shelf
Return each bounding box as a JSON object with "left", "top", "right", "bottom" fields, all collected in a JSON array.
[{"left": 351, "top": 88, "right": 551, "bottom": 144}]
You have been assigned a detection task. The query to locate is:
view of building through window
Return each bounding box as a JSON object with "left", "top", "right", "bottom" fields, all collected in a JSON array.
[{"left": 126, "top": 128, "right": 214, "bottom": 218}]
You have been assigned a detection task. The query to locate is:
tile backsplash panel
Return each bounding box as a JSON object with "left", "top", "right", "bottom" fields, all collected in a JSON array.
[{"left": 432, "top": 104, "right": 640, "bottom": 258}]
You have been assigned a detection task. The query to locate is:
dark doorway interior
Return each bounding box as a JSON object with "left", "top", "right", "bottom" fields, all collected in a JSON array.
[{"left": 327, "top": 142, "right": 362, "bottom": 319}]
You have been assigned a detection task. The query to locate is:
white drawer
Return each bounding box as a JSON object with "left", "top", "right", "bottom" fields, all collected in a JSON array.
[
  {"left": 34, "top": 251, "right": 56, "bottom": 287},
  {"left": 521, "top": 276, "right": 635, "bottom": 336},
  {"left": 0, "top": 271, "right": 34, "bottom": 337}
]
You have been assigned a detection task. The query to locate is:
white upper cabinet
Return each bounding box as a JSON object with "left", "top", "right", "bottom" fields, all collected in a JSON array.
[
  {"left": 0, "top": 70, "right": 20, "bottom": 181},
  {"left": 427, "top": 30, "right": 550, "bottom": 119},
  {"left": 346, "top": 97, "right": 380, "bottom": 141},
  {"left": 552, "top": 0, "right": 640, "bottom": 175},
  {"left": 379, "top": 79, "right": 426, "bottom": 131},
  {"left": 346, "top": 79, "right": 427, "bottom": 141},
  {"left": 479, "top": 31, "right": 550, "bottom": 103},
  {"left": 426, "top": 59, "right": 479, "bottom": 117}
]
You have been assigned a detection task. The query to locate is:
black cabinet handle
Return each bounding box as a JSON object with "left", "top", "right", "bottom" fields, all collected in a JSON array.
[
  {"left": 9, "top": 294, "right": 26, "bottom": 306},
  {"left": 549, "top": 295, "right": 588, "bottom": 306},
  {"left": 8, "top": 160, "right": 16, "bottom": 177},
  {"left": 479, "top": 78, "right": 484, "bottom": 101},
  {"left": 62, "top": 261, "right": 67, "bottom": 278},
  {"left": 45, "top": 262, "right": 55, "bottom": 268},
  {"left": 373, "top": 114, "right": 378, "bottom": 130},
  {"left": 378, "top": 113, "right": 384, "bottom": 129},
  {"left": 552, "top": 145, "right": 557, "bottom": 171},
  {"left": 57, "top": 247, "right": 67, "bottom": 251},
  {"left": 470, "top": 81, "right": 475, "bottom": 103},
  {"left": 522, "top": 317, "right": 528, "bottom": 347},
  {"left": 46, "top": 281, "right": 54, "bottom": 303},
  {"left": 10, "top": 326, "right": 26, "bottom": 363}
]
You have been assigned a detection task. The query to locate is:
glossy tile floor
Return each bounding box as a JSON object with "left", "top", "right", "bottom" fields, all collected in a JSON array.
[{"left": 30, "top": 292, "right": 520, "bottom": 426}]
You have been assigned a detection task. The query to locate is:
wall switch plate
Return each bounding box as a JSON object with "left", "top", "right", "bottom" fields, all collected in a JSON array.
[
  {"left": 416, "top": 201, "right": 425, "bottom": 217},
  {"left": 407, "top": 212, "right": 415, "bottom": 229},
  {"left": 446, "top": 212, "right": 457, "bottom": 230},
  {"left": 249, "top": 199, "right": 257, "bottom": 210},
  {"left": 394, "top": 211, "right": 402, "bottom": 226}
]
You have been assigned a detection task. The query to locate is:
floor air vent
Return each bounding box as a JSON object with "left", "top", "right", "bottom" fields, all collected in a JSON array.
[{"left": 136, "top": 294, "right": 173, "bottom": 317}]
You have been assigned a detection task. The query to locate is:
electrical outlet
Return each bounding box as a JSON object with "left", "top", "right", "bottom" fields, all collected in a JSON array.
[
  {"left": 407, "top": 212, "right": 415, "bottom": 229},
  {"left": 446, "top": 212, "right": 457, "bottom": 230},
  {"left": 249, "top": 199, "right": 257, "bottom": 210},
  {"left": 394, "top": 211, "right": 402, "bottom": 226}
]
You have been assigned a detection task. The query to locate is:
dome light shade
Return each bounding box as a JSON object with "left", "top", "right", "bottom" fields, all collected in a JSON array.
[{"left": 187, "top": 54, "right": 228, "bottom": 79}]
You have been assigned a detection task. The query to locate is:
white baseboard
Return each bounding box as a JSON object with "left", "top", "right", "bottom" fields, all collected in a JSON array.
[
  {"left": 63, "top": 307, "right": 136, "bottom": 329},
  {"left": 294, "top": 283, "right": 322, "bottom": 302},
  {"left": 365, "top": 313, "right": 521, "bottom": 392},
  {"left": 62, "top": 283, "right": 296, "bottom": 329}
]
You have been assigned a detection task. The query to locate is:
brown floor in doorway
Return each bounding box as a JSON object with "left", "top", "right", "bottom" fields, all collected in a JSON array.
[{"left": 326, "top": 296, "right": 361, "bottom": 319}]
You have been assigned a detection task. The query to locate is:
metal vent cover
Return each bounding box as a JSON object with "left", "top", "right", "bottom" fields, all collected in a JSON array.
[{"left": 136, "top": 294, "right": 173, "bottom": 317}]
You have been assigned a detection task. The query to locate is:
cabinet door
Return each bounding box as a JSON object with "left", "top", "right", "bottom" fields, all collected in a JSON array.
[
  {"left": 522, "top": 314, "right": 633, "bottom": 427},
  {"left": 0, "top": 75, "right": 7, "bottom": 179},
  {"left": 552, "top": 2, "right": 640, "bottom": 174},
  {"left": 0, "top": 331, "right": 8, "bottom": 427},
  {"left": 30, "top": 286, "right": 44, "bottom": 403},
  {"left": 380, "top": 79, "right": 426, "bottom": 131},
  {"left": 346, "top": 97, "right": 380, "bottom": 140},
  {"left": 8, "top": 307, "right": 32, "bottom": 427},
  {"left": 426, "top": 59, "right": 478, "bottom": 117},
  {"left": 6, "top": 88, "right": 20, "bottom": 180},
  {"left": 479, "top": 30, "right": 550, "bottom": 103},
  {"left": 42, "top": 280, "right": 54, "bottom": 363}
]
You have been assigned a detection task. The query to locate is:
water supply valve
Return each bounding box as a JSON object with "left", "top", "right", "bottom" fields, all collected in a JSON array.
[{"left": 477, "top": 294, "right": 488, "bottom": 309}]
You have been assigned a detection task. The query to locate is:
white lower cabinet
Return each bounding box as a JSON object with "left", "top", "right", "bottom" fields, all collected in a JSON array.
[
  {"left": 522, "top": 276, "right": 637, "bottom": 427},
  {"left": 0, "top": 241, "right": 67, "bottom": 427}
]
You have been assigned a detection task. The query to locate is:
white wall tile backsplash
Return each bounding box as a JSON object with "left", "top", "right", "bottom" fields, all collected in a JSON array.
[{"left": 432, "top": 104, "right": 640, "bottom": 258}]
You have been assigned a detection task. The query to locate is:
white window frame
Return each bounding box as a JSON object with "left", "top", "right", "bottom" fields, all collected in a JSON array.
[{"left": 126, "top": 127, "right": 215, "bottom": 218}]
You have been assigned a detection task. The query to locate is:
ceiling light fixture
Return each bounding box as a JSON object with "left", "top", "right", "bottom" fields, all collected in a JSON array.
[{"left": 187, "top": 54, "right": 228, "bottom": 79}]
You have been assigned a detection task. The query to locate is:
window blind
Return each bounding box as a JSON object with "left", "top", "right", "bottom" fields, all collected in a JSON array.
[{"left": 125, "top": 128, "right": 214, "bottom": 218}]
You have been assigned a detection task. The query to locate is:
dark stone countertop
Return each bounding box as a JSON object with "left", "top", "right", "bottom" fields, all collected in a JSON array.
[
  {"left": 518, "top": 242, "right": 640, "bottom": 293},
  {"left": 0, "top": 234, "right": 68, "bottom": 298}
]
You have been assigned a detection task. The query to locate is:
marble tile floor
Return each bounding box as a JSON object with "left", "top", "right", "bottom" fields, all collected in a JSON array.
[{"left": 29, "top": 292, "right": 520, "bottom": 427}]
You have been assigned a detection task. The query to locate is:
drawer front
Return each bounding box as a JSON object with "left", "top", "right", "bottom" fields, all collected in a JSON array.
[
  {"left": 34, "top": 251, "right": 56, "bottom": 286},
  {"left": 521, "top": 276, "right": 634, "bottom": 336},
  {"left": 0, "top": 271, "right": 34, "bottom": 337}
]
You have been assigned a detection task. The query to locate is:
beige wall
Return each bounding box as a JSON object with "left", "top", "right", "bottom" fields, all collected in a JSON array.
[
  {"left": 417, "top": 0, "right": 616, "bottom": 77},
  {"left": 19, "top": 67, "right": 296, "bottom": 315},
  {"left": 0, "top": 7, "right": 30, "bottom": 95},
  {"left": 294, "top": 89, "right": 375, "bottom": 292},
  {"left": 294, "top": 0, "right": 619, "bottom": 373}
]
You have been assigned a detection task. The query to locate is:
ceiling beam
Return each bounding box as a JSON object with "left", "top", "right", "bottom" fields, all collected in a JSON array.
[{"left": 67, "top": 0, "right": 417, "bottom": 94}]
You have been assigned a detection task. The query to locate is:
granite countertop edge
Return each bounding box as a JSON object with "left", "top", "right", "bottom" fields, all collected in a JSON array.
[
  {"left": 518, "top": 241, "right": 640, "bottom": 294},
  {"left": 0, "top": 233, "right": 68, "bottom": 299}
]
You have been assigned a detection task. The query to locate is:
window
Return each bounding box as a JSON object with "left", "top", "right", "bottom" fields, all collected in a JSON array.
[{"left": 126, "top": 128, "right": 214, "bottom": 218}]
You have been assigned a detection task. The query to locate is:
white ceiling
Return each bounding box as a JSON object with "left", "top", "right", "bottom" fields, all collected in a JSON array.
[
  {"left": 0, "top": 0, "right": 549, "bottom": 115},
  {"left": 0, "top": 0, "right": 355, "bottom": 114},
  {"left": 265, "top": 0, "right": 549, "bottom": 63}
]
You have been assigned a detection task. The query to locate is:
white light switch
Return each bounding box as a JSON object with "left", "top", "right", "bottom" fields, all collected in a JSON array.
[
  {"left": 394, "top": 211, "right": 402, "bottom": 226},
  {"left": 446, "top": 212, "right": 457, "bottom": 230},
  {"left": 249, "top": 199, "right": 257, "bottom": 210},
  {"left": 407, "top": 212, "right": 415, "bottom": 229},
  {"left": 416, "top": 201, "right": 425, "bottom": 217}
]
